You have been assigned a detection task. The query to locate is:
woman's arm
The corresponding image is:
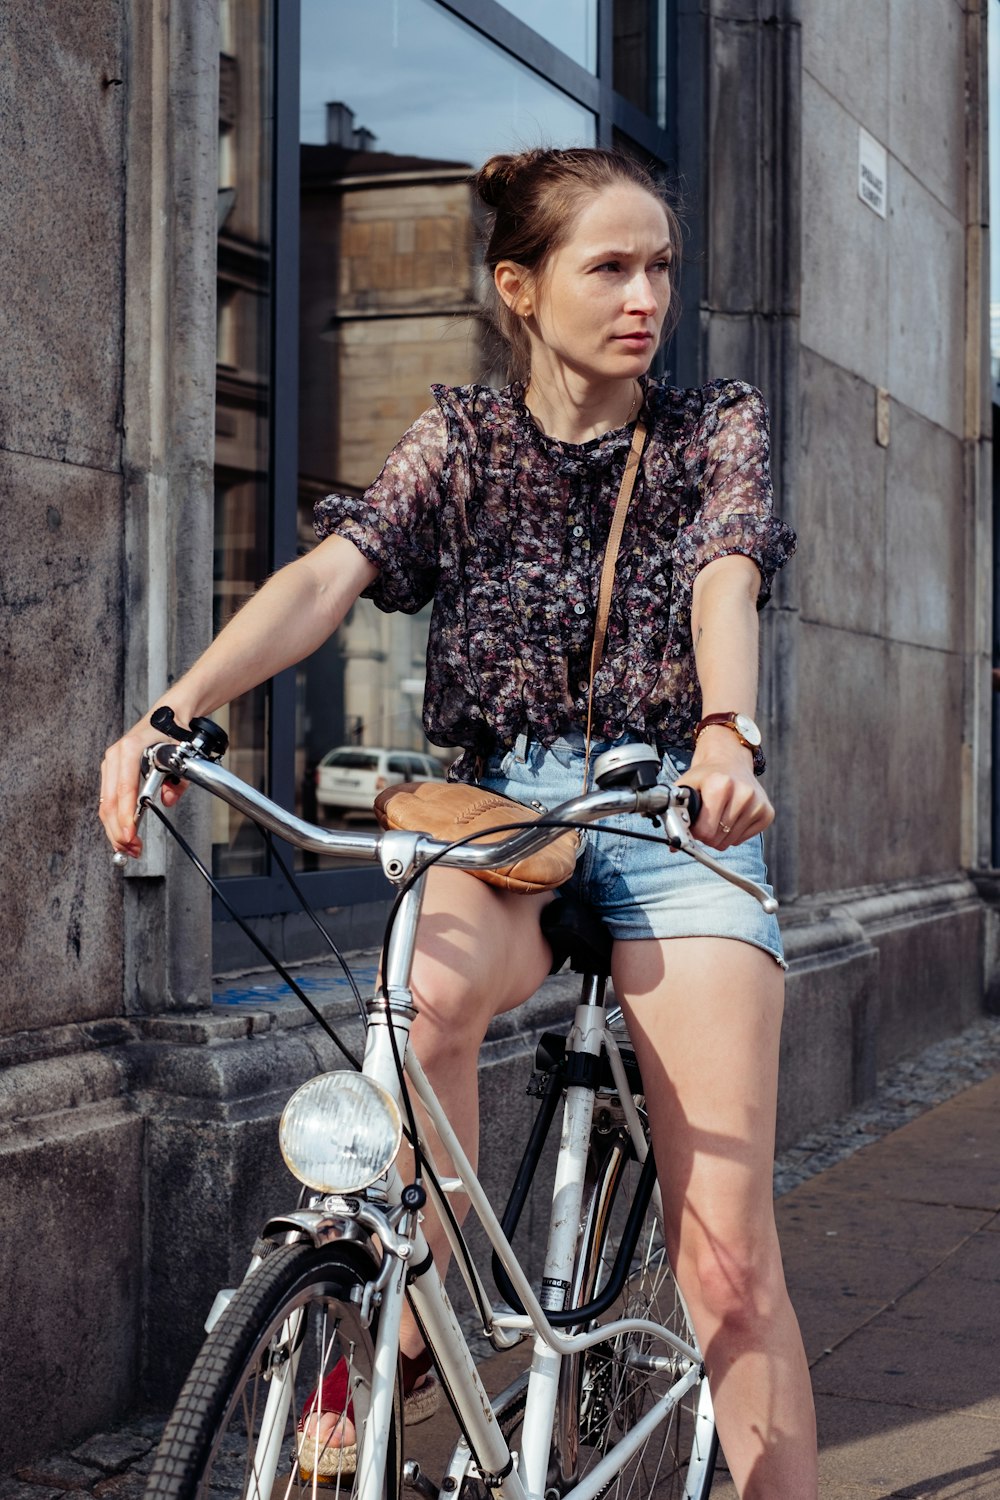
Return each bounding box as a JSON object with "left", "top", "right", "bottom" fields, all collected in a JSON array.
[
  {"left": 100, "top": 533, "right": 378, "bottom": 857},
  {"left": 683, "top": 552, "right": 774, "bottom": 850}
]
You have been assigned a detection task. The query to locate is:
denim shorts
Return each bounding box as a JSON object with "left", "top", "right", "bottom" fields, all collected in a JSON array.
[{"left": 479, "top": 731, "right": 785, "bottom": 968}]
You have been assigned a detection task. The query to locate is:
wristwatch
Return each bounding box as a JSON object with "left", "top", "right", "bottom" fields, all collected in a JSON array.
[{"left": 693, "top": 712, "right": 766, "bottom": 776}]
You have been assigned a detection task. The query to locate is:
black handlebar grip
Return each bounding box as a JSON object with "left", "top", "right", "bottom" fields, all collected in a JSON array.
[
  {"left": 678, "top": 784, "right": 701, "bottom": 826},
  {"left": 150, "top": 705, "right": 188, "bottom": 740},
  {"left": 149, "top": 707, "right": 229, "bottom": 760}
]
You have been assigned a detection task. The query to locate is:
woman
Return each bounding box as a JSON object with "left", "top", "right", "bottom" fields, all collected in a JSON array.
[{"left": 101, "top": 147, "right": 817, "bottom": 1498}]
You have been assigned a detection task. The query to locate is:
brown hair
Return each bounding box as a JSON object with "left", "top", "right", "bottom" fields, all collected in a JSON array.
[{"left": 473, "top": 147, "right": 683, "bottom": 384}]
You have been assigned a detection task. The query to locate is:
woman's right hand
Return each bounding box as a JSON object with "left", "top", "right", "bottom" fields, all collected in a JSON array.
[
  {"left": 99, "top": 714, "right": 187, "bottom": 858},
  {"left": 99, "top": 539, "right": 379, "bottom": 857}
]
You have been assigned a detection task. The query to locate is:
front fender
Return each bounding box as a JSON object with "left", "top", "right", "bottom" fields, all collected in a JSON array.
[{"left": 262, "top": 1208, "right": 369, "bottom": 1250}]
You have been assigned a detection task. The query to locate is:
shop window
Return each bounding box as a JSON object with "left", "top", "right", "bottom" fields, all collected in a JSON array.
[
  {"left": 492, "top": 0, "right": 598, "bottom": 73},
  {"left": 212, "top": 0, "right": 675, "bottom": 910},
  {"left": 292, "top": 0, "right": 594, "bottom": 866}
]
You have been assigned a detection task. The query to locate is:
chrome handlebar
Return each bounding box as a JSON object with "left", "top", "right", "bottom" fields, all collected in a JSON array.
[{"left": 116, "top": 737, "right": 777, "bottom": 914}]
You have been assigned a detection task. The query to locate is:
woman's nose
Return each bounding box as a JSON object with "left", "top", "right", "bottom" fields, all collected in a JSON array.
[{"left": 624, "top": 274, "right": 657, "bottom": 313}]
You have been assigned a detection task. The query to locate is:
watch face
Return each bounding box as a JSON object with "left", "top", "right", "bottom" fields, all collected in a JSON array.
[{"left": 734, "top": 713, "right": 762, "bottom": 747}]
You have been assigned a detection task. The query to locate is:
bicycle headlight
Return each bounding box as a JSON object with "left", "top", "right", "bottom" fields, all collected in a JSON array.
[{"left": 279, "top": 1072, "right": 403, "bottom": 1193}]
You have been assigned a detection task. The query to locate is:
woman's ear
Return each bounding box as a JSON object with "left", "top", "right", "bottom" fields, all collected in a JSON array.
[{"left": 495, "top": 260, "right": 532, "bottom": 317}]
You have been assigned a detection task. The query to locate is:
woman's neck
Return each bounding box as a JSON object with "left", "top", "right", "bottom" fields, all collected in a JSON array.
[{"left": 522, "top": 374, "right": 640, "bottom": 444}]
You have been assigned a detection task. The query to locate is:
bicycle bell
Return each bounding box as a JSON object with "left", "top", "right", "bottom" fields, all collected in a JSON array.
[{"left": 593, "top": 743, "right": 660, "bottom": 791}]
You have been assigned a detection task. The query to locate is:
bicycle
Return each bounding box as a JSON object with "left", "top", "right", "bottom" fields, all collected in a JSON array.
[{"left": 130, "top": 712, "right": 778, "bottom": 1500}]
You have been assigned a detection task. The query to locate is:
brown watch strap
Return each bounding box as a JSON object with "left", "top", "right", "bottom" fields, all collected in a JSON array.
[{"left": 694, "top": 713, "right": 766, "bottom": 776}]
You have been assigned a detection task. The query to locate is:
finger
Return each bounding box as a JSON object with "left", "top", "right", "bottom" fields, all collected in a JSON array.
[
  {"left": 698, "top": 787, "right": 765, "bottom": 849},
  {"left": 719, "top": 795, "right": 773, "bottom": 849},
  {"left": 98, "top": 761, "right": 125, "bottom": 847},
  {"left": 99, "top": 747, "right": 142, "bottom": 853}
]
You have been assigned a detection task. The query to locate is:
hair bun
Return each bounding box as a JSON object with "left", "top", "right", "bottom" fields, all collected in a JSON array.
[{"left": 475, "top": 151, "right": 543, "bottom": 210}]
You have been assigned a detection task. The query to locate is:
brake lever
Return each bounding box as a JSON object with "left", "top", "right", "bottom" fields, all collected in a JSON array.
[
  {"left": 671, "top": 821, "right": 778, "bottom": 914},
  {"left": 110, "top": 753, "right": 175, "bottom": 869}
]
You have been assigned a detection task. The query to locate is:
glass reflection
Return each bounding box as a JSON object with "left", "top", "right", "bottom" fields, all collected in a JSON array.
[
  {"left": 494, "top": 0, "right": 597, "bottom": 73},
  {"left": 614, "top": 0, "right": 669, "bottom": 129},
  {"left": 300, "top": 0, "right": 593, "bottom": 162},
  {"left": 294, "top": 0, "right": 594, "bottom": 857},
  {"left": 214, "top": 0, "right": 273, "bottom": 876}
]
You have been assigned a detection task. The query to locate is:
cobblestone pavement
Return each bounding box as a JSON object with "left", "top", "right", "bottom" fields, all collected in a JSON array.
[
  {"left": 0, "top": 1419, "right": 167, "bottom": 1500},
  {"left": 772, "top": 1011, "right": 1000, "bottom": 1194},
  {"left": 7, "top": 1013, "right": 1000, "bottom": 1496}
]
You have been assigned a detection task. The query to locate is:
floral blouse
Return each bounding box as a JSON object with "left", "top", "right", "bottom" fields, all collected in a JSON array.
[{"left": 314, "top": 377, "right": 795, "bottom": 780}]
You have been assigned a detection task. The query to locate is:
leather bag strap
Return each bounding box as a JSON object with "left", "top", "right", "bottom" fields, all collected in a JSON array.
[{"left": 582, "top": 417, "right": 648, "bottom": 790}]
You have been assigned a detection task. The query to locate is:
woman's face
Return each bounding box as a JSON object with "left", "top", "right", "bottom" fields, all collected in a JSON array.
[{"left": 522, "top": 182, "right": 674, "bottom": 386}]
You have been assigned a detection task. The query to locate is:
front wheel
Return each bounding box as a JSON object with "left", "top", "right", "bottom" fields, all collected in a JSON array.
[
  {"left": 145, "top": 1240, "right": 403, "bottom": 1500},
  {"left": 555, "top": 1055, "right": 717, "bottom": 1500}
]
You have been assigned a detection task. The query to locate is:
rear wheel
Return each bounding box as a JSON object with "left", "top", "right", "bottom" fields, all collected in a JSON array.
[
  {"left": 145, "top": 1240, "right": 402, "bottom": 1500},
  {"left": 555, "top": 1030, "right": 717, "bottom": 1500}
]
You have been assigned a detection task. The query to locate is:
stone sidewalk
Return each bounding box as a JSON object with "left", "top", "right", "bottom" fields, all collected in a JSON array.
[
  {"left": 6, "top": 1015, "right": 1000, "bottom": 1500},
  {"left": 713, "top": 1065, "right": 1000, "bottom": 1498}
]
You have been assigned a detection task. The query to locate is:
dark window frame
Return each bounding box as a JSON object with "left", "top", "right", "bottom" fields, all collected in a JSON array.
[{"left": 219, "top": 0, "right": 683, "bottom": 920}]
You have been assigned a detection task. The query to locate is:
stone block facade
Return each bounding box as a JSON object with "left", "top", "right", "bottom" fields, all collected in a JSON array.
[{"left": 0, "top": 0, "right": 995, "bottom": 1466}]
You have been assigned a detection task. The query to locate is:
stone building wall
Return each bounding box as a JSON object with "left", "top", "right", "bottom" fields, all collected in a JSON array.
[
  {"left": 0, "top": 0, "right": 138, "bottom": 1460},
  {"left": 680, "top": 0, "right": 991, "bottom": 1145},
  {"left": 0, "top": 0, "right": 222, "bottom": 1464},
  {"left": 790, "top": 0, "right": 990, "bottom": 1070},
  {"left": 0, "top": 0, "right": 994, "bottom": 1469}
]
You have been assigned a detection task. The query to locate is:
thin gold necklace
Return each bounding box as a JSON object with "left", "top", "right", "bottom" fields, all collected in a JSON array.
[
  {"left": 524, "top": 379, "right": 640, "bottom": 437},
  {"left": 623, "top": 379, "right": 640, "bottom": 427}
]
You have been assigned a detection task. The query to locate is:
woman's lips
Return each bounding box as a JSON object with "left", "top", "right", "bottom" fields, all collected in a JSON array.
[{"left": 614, "top": 332, "right": 654, "bottom": 347}]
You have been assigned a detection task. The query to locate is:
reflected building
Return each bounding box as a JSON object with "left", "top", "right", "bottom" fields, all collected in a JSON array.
[
  {"left": 297, "top": 105, "right": 483, "bottom": 774},
  {"left": 213, "top": 0, "right": 274, "bottom": 871}
]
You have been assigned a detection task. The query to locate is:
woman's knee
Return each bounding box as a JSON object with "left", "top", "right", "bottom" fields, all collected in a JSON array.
[
  {"left": 676, "top": 1229, "right": 787, "bottom": 1337},
  {"left": 408, "top": 952, "right": 491, "bottom": 1057},
  {"left": 409, "top": 874, "right": 553, "bottom": 1034}
]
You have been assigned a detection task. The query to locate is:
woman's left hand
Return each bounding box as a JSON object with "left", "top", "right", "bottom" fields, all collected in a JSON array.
[{"left": 679, "top": 733, "right": 774, "bottom": 851}]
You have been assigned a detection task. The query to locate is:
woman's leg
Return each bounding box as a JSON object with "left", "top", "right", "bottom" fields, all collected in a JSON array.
[
  {"left": 612, "top": 936, "right": 817, "bottom": 1500},
  {"left": 307, "top": 870, "right": 553, "bottom": 1448},
  {"left": 399, "top": 868, "right": 555, "bottom": 1347}
]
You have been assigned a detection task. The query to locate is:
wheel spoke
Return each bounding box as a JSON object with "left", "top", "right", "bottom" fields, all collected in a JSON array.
[{"left": 144, "top": 1244, "right": 401, "bottom": 1500}]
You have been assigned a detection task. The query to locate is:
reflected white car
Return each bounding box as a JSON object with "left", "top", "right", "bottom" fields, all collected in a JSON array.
[{"left": 315, "top": 746, "right": 445, "bottom": 815}]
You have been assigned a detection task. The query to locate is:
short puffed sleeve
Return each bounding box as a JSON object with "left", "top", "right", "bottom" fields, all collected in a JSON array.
[
  {"left": 313, "top": 404, "right": 447, "bottom": 614},
  {"left": 670, "top": 381, "right": 795, "bottom": 607}
]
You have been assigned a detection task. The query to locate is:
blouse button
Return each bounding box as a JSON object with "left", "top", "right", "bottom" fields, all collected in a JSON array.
[
  {"left": 573, "top": 603, "right": 586, "bottom": 616},
  {"left": 572, "top": 525, "right": 584, "bottom": 538}
]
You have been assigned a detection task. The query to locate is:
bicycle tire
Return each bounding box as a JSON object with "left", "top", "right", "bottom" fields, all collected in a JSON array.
[
  {"left": 554, "top": 1035, "right": 718, "bottom": 1500},
  {"left": 144, "top": 1240, "right": 403, "bottom": 1500}
]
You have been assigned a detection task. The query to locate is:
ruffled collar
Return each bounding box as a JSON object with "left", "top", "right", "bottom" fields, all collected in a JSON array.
[{"left": 502, "top": 378, "right": 651, "bottom": 462}]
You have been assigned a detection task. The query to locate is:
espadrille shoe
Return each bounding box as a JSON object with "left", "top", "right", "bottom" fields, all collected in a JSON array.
[{"left": 298, "top": 1350, "right": 441, "bottom": 1484}]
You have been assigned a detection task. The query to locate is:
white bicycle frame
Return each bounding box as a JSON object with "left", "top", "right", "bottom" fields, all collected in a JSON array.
[
  {"left": 277, "top": 863, "right": 714, "bottom": 1500},
  {"left": 140, "top": 739, "right": 761, "bottom": 1500}
]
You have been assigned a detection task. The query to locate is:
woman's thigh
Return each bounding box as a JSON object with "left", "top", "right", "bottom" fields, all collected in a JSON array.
[
  {"left": 408, "top": 868, "right": 555, "bottom": 1036},
  {"left": 612, "top": 935, "right": 785, "bottom": 1265}
]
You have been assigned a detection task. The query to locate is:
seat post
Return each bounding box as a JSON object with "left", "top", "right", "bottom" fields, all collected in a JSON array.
[{"left": 579, "top": 970, "right": 609, "bottom": 1010}]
